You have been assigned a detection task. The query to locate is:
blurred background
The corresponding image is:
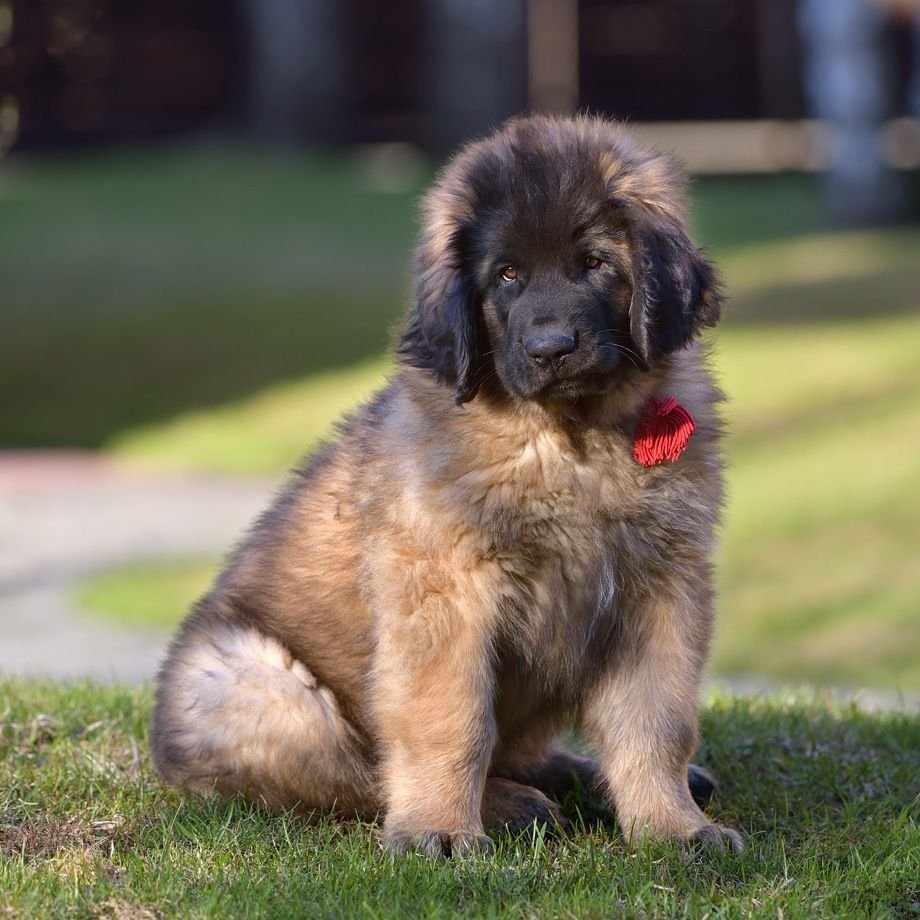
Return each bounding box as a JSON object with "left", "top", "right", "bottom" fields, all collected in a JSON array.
[{"left": 1, "top": 0, "right": 919, "bottom": 694}]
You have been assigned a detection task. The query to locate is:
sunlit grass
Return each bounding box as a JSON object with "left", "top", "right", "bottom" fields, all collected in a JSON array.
[
  {"left": 108, "top": 356, "right": 392, "bottom": 475},
  {"left": 717, "top": 311, "right": 920, "bottom": 689},
  {"left": 76, "top": 558, "right": 219, "bottom": 631},
  {"left": 719, "top": 227, "right": 920, "bottom": 295},
  {"left": 2, "top": 680, "right": 917, "bottom": 919}
]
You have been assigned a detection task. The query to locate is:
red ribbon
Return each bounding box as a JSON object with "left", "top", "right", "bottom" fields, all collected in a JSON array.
[{"left": 633, "top": 396, "right": 696, "bottom": 467}]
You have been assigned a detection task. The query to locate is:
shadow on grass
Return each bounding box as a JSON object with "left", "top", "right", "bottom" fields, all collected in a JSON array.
[
  {"left": 726, "top": 268, "right": 920, "bottom": 328},
  {"left": 0, "top": 147, "right": 421, "bottom": 449},
  {"left": 4, "top": 287, "right": 404, "bottom": 447}
]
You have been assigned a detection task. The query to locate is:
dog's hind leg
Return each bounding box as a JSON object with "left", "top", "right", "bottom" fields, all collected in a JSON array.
[
  {"left": 480, "top": 778, "right": 568, "bottom": 834},
  {"left": 500, "top": 743, "right": 716, "bottom": 807},
  {"left": 152, "top": 615, "right": 376, "bottom": 815},
  {"left": 502, "top": 744, "right": 604, "bottom": 796}
]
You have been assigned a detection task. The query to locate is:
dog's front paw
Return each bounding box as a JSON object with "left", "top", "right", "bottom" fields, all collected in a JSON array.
[
  {"left": 687, "top": 823, "right": 744, "bottom": 854},
  {"left": 383, "top": 827, "right": 494, "bottom": 858}
]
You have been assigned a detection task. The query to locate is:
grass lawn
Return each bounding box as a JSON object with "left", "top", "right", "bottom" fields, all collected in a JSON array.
[
  {"left": 0, "top": 148, "right": 419, "bottom": 448},
  {"left": 1, "top": 680, "right": 918, "bottom": 919},
  {"left": 76, "top": 558, "right": 221, "bottom": 633}
]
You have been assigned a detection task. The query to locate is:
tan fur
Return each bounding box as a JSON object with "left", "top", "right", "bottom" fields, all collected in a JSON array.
[{"left": 152, "top": 115, "right": 742, "bottom": 856}]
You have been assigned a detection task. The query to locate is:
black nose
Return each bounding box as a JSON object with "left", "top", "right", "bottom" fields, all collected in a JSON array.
[{"left": 524, "top": 332, "right": 577, "bottom": 368}]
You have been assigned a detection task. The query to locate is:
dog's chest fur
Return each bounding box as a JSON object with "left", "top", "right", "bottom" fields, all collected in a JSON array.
[
  {"left": 419, "top": 400, "right": 716, "bottom": 701},
  {"left": 497, "top": 436, "right": 664, "bottom": 689}
]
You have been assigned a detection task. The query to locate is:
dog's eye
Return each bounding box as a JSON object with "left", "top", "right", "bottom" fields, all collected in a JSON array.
[
  {"left": 500, "top": 265, "right": 518, "bottom": 283},
  {"left": 583, "top": 256, "right": 603, "bottom": 270}
]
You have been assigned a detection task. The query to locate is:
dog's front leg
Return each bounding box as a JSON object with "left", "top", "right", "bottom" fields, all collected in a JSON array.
[
  {"left": 583, "top": 587, "right": 743, "bottom": 853},
  {"left": 372, "top": 574, "right": 496, "bottom": 857}
]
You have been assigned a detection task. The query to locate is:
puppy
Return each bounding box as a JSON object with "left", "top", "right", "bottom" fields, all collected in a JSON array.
[{"left": 152, "top": 114, "right": 742, "bottom": 856}]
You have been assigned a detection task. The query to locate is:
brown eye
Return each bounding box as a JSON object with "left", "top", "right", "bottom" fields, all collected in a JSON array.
[
  {"left": 584, "top": 256, "right": 603, "bottom": 270},
  {"left": 501, "top": 265, "right": 518, "bottom": 283}
]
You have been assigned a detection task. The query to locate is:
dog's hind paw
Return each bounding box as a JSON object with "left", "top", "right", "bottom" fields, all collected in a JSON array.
[
  {"left": 687, "top": 823, "right": 744, "bottom": 854},
  {"left": 687, "top": 763, "right": 717, "bottom": 807}
]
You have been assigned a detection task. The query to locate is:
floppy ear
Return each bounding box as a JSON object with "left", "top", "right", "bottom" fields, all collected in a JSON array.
[
  {"left": 626, "top": 206, "right": 722, "bottom": 366},
  {"left": 397, "top": 230, "right": 481, "bottom": 404}
]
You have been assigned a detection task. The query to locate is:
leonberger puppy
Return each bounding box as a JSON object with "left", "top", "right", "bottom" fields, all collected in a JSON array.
[{"left": 152, "top": 114, "right": 743, "bottom": 856}]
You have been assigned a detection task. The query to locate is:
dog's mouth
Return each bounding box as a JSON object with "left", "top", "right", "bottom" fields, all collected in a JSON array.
[{"left": 537, "top": 370, "right": 613, "bottom": 400}]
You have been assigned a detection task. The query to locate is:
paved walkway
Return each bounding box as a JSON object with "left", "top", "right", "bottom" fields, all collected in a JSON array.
[{"left": 0, "top": 452, "right": 273, "bottom": 682}]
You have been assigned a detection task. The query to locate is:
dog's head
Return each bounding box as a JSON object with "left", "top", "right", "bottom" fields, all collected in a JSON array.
[{"left": 398, "top": 115, "right": 721, "bottom": 404}]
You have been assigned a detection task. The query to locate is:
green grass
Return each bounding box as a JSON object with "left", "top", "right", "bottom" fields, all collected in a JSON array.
[
  {"left": 76, "top": 558, "right": 220, "bottom": 632},
  {"left": 108, "top": 356, "right": 391, "bottom": 475},
  {"left": 714, "top": 312, "right": 920, "bottom": 690},
  {"left": 1, "top": 681, "right": 917, "bottom": 919},
  {"left": 0, "top": 148, "right": 422, "bottom": 447}
]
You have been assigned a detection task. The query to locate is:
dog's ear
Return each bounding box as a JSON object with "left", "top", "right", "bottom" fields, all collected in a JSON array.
[
  {"left": 605, "top": 146, "right": 722, "bottom": 366},
  {"left": 397, "top": 227, "right": 481, "bottom": 404},
  {"left": 626, "top": 205, "right": 722, "bottom": 366}
]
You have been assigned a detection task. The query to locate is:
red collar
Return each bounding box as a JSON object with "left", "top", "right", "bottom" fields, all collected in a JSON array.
[{"left": 633, "top": 396, "right": 696, "bottom": 467}]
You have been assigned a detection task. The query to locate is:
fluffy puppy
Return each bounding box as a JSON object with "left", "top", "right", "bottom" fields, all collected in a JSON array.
[{"left": 152, "top": 114, "right": 742, "bottom": 856}]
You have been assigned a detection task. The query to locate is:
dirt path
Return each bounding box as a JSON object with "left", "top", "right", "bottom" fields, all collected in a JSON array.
[{"left": 0, "top": 452, "right": 273, "bottom": 682}]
